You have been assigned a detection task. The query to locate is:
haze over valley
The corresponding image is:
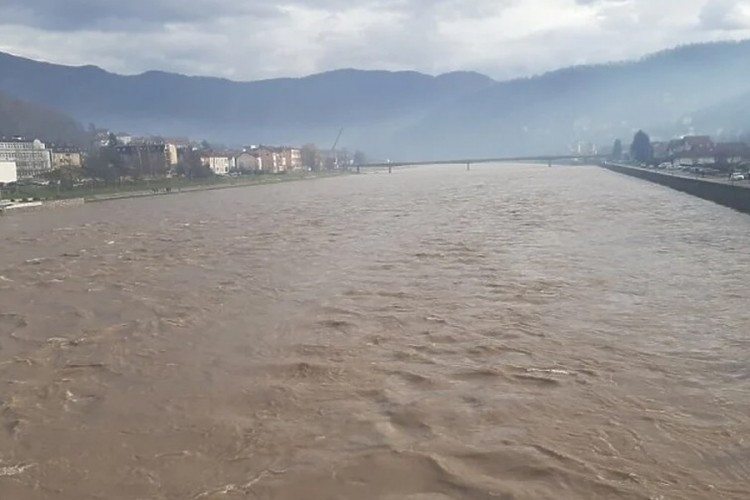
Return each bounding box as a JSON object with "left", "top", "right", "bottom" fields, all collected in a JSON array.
[{"left": 1, "top": 39, "right": 749, "bottom": 159}]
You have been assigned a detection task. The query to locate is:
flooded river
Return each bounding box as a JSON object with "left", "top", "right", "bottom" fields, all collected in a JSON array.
[{"left": 1, "top": 165, "right": 749, "bottom": 499}]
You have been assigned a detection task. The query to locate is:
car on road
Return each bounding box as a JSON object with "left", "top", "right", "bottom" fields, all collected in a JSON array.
[{"left": 730, "top": 172, "right": 745, "bottom": 181}]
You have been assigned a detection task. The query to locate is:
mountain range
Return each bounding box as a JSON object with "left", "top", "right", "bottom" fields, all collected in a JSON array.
[{"left": 0, "top": 40, "right": 748, "bottom": 159}]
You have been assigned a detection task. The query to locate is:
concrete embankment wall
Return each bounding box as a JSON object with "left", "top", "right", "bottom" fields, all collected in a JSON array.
[{"left": 602, "top": 163, "right": 750, "bottom": 215}]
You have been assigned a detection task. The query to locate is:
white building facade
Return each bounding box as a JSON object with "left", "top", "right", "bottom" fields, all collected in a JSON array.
[
  {"left": 201, "top": 155, "right": 234, "bottom": 175},
  {"left": 0, "top": 139, "right": 52, "bottom": 179},
  {"left": 0, "top": 161, "right": 17, "bottom": 183}
]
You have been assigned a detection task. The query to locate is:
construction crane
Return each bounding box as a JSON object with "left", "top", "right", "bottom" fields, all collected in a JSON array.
[{"left": 330, "top": 128, "right": 343, "bottom": 169}]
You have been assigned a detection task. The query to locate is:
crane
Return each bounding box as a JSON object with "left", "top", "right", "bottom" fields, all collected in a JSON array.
[{"left": 330, "top": 128, "right": 343, "bottom": 169}]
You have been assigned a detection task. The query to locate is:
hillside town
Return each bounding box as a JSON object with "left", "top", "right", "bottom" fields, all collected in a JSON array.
[
  {"left": 0, "top": 132, "right": 359, "bottom": 186},
  {"left": 617, "top": 132, "right": 750, "bottom": 176}
]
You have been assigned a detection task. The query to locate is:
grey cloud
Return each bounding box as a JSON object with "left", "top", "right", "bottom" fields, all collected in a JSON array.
[
  {"left": 0, "top": 0, "right": 282, "bottom": 31},
  {"left": 0, "top": 0, "right": 748, "bottom": 81},
  {"left": 700, "top": 0, "right": 750, "bottom": 30},
  {"left": 0, "top": 0, "right": 510, "bottom": 32}
]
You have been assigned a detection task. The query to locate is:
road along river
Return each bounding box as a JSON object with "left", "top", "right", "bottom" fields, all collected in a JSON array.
[{"left": 1, "top": 164, "right": 749, "bottom": 499}]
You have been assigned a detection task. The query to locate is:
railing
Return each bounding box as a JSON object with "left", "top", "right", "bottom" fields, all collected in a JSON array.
[{"left": 352, "top": 155, "right": 607, "bottom": 172}]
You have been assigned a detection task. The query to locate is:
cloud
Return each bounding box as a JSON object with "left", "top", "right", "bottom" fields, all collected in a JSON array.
[
  {"left": 0, "top": 0, "right": 281, "bottom": 30},
  {"left": 0, "top": 0, "right": 748, "bottom": 80},
  {"left": 700, "top": 0, "right": 750, "bottom": 30}
]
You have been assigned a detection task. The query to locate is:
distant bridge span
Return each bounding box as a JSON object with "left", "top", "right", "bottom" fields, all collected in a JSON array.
[{"left": 353, "top": 155, "right": 606, "bottom": 172}]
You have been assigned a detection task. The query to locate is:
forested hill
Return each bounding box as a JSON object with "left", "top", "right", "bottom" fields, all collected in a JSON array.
[{"left": 0, "top": 90, "right": 87, "bottom": 146}]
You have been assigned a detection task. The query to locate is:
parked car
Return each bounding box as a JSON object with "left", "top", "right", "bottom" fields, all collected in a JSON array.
[{"left": 730, "top": 172, "right": 745, "bottom": 181}]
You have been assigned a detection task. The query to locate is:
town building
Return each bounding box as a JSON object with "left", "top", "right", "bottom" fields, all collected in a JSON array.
[
  {"left": 669, "top": 136, "right": 715, "bottom": 167},
  {"left": 246, "top": 146, "right": 302, "bottom": 173},
  {"left": 282, "top": 147, "right": 302, "bottom": 170},
  {"left": 235, "top": 152, "right": 261, "bottom": 172},
  {"left": 0, "top": 161, "right": 17, "bottom": 183},
  {"left": 714, "top": 142, "right": 750, "bottom": 167},
  {"left": 51, "top": 148, "right": 83, "bottom": 169},
  {"left": 166, "top": 144, "right": 179, "bottom": 166},
  {"left": 570, "top": 142, "right": 598, "bottom": 156},
  {"left": 0, "top": 138, "right": 52, "bottom": 179},
  {"left": 200, "top": 154, "right": 234, "bottom": 175},
  {"left": 250, "top": 146, "right": 282, "bottom": 173},
  {"left": 116, "top": 143, "right": 174, "bottom": 176}
]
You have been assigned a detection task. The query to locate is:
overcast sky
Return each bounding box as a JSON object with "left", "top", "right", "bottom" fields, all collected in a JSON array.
[{"left": 1, "top": 0, "right": 749, "bottom": 81}]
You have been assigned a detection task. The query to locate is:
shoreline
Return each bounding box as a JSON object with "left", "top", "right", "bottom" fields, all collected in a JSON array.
[
  {"left": 601, "top": 162, "right": 750, "bottom": 214},
  {"left": 85, "top": 171, "right": 349, "bottom": 203},
  {"left": 1, "top": 171, "right": 350, "bottom": 213}
]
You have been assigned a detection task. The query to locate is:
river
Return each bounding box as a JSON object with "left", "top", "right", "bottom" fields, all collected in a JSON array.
[{"left": 1, "top": 164, "right": 749, "bottom": 499}]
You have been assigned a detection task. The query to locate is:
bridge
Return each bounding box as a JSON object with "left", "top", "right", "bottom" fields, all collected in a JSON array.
[{"left": 352, "top": 155, "right": 606, "bottom": 173}]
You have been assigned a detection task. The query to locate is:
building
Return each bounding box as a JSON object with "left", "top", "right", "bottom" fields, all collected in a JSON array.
[
  {"left": 714, "top": 143, "right": 750, "bottom": 167},
  {"left": 0, "top": 138, "right": 52, "bottom": 179},
  {"left": 250, "top": 146, "right": 282, "bottom": 173},
  {"left": 668, "top": 136, "right": 714, "bottom": 156},
  {"left": 51, "top": 148, "right": 83, "bottom": 169},
  {"left": 235, "top": 152, "right": 261, "bottom": 172},
  {"left": 247, "top": 146, "right": 304, "bottom": 173},
  {"left": 116, "top": 143, "right": 174, "bottom": 176},
  {"left": 200, "top": 154, "right": 234, "bottom": 175},
  {"left": 281, "top": 148, "right": 302, "bottom": 170},
  {"left": 0, "top": 161, "right": 17, "bottom": 183},
  {"left": 570, "top": 142, "right": 598, "bottom": 156},
  {"left": 166, "top": 144, "right": 179, "bottom": 166},
  {"left": 669, "top": 136, "right": 716, "bottom": 167}
]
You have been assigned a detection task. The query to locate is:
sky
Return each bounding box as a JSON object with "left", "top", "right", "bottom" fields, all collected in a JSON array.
[{"left": 0, "top": 0, "right": 749, "bottom": 81}]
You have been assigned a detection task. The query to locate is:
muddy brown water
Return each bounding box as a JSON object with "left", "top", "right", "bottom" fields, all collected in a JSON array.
[{"left": 1, "top": 165, "right": 749, "bottom": 499}]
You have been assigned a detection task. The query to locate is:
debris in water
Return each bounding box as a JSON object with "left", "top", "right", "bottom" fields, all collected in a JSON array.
[
  {"left": 526, "top": 368, "right": 573, "bottom": 376},
  {"left": 0, "top": 463, "right": 35, "bottom": 477}
]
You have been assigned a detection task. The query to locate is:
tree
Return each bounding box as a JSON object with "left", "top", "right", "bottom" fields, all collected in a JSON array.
[
  {"left": 83, "top": 148, "right": 119, "bottom": 183},
  {"left": 176, "top": 149, "right": 212, "bottom": 178},
  {"left": 353, "top": 150, "right": 367, "bottom": 165},
  {"left": 611, "top": 139, "right": 622, "bottom": 161},
  {"left": 630, "top": 130, "right": 653, "bottom": 164},
  {"left": 301, "top": 144, "right": 320, "bottom": 171},
  {"left": 43, "top": 165, "right": 84, "bottom": 191}
]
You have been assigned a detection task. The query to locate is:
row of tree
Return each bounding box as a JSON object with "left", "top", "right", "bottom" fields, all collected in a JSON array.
[
  {"left": 44, "top": 134, "right": 215, "bottom": 188},
  {"left": 610, "top": 131, "right": 653, "bottom": 164},
  {"left": 44, "top": 135, "right": 367, "bottom": 188}
]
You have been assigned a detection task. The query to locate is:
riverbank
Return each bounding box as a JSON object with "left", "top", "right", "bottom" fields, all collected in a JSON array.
[
  {"left": 1, "top": 171, "right": 350, "bottom": 210},
  {"left": 601, "top": 162, "right": 750, "bottom": 214},
  {"left": 85, "top": 170, "right": 349, "bottom": 203}
]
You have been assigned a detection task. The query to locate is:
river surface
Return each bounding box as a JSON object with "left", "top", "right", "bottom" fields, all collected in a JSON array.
[{"left": 1, "top": 165, "right": 749, "bottom": 499}]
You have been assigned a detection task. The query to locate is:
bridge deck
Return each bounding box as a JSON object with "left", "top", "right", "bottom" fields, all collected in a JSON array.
[{"left": 356, "top": 155, "right": 605, "bottom": 168}]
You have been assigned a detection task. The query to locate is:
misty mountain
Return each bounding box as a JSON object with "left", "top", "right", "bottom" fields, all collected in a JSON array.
[
  {"left": 690, "top": 90, "right": 750, "bottom": 139},
  {"left": 0, "top": 51, "right": 494, "bottom": 152},
  {"left": 395, "top": 40, "right": 750, "bottom": 159},
  {"left": 0, "top": 90, "right": 86, "bottom": 146},
  {"left": 0, "top": 40, "right": 748, "bottom": 160}
]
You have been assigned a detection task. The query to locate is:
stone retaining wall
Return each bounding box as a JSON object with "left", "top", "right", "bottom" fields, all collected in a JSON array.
[{"left": 602, "top": 163, "right": 750, "bottom": 214}]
